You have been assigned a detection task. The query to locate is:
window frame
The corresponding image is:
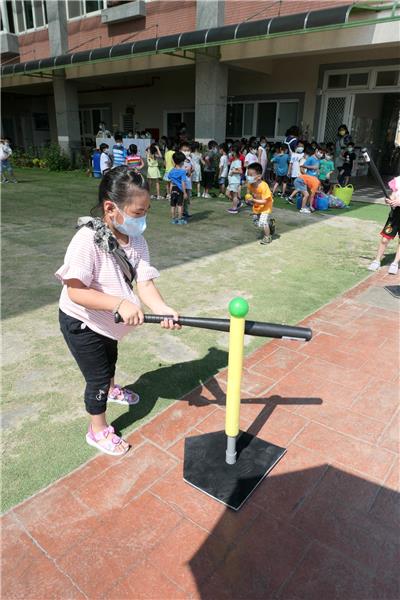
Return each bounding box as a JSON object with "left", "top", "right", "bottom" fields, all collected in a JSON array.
[
  {"left": 226, "top": 99, "right": 300, "bottom": 139},
  {"left": 322, "top": 66, "right": 399, "bottom": 92},
  {"left": 3, "top": 0, "right": 47, "bottom": 34},
  {"left": 67, "top": 0, "right": 107, "bottom": 21}
]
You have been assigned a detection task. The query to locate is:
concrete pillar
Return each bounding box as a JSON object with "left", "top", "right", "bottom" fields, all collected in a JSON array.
[
  {"left": 53, "top": 72, "right": 81, "bottom": 160},
  {"left": 46, "top": 0, "right": 68, "bottom": 56},
  {"left": 195, "top": 0, "right": 228, "bottom": 143},
  {"left": 46, "top": 1, "right": 80, "bottom": 161}
]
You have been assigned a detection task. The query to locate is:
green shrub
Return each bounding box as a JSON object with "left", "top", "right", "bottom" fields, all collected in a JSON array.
[{"left": 42, "top": 144, "right": 71, "bottom": 171}]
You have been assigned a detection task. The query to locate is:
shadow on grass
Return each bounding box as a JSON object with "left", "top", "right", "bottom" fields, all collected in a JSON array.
[{"left": 111, "top": 347, "right": 228, "bottom": 433}]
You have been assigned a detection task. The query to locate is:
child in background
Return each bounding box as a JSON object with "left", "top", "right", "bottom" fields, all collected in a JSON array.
[
  {"left": 146, "top": 143, "right": 163, "bottom": 199},
  {"left": 91, "top": 147, "right": 102, "bottom": 178},
  {"left": 303, "top": 145, "right": 322, "bottom": 177},
  {"left": 180, "top": 142, "right": 194, "bottom": 218},
  {"left": 56, "top": 166, "right": 180, "bottom": 456},
  {"left": 125, "top": 144, "right": 144, "bottom": 172},
  {"left": 111, "top": 134, "right": 126, "bottom": 168},
  {"left": 167, "top": 151, "right": 188, "bottom": 225},
  {"left": 318, "top": 150, "right": 335, "bottom": 193},
  {"left": 288, "top": 142, "right": 305, "bottom": 195},
  {"left": 226, "top": 144, "right": 242, "bottom": 214},
  {"left": 100, "top": 143, "right": 112, "bottom": 175},
  {"left": 271, "top": 144, "right": 290, "bottom": 197},
  {"left": 290, "top": 173, "right": 321, "bottom": 214},
  {"left": 244, "top": 143, "right": 258, "bottom": 172},
  {"left": 202, "top": 140, "right": 218, "bottom": 198},
  {"left": 190, "top": 142, "right": 202, "bottom": 198},
  {"left": 163, "top": 139, "right": 175, "bottom": 200},
  {"left": 218, "top": 143, "right": 229, "bottom": 197},
  {"left": 0, "top": 138, "right": 17, "bottom": 183},
  {"left": 368, "top": 175, "right": 400, "bottom": 275},
  {"left": 246, "top": 162, "right": 274, "bottom": 245},
  {"left": 339, "top": 143, "right": 356, "bottom": 186}
]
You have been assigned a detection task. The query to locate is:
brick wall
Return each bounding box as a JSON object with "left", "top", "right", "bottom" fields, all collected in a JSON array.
[
  {"left": 223, "top": 0, "right": 351, "bottom": 25},
  {"left": 17, "top": 1, "right": 196, "bottom": 60}
]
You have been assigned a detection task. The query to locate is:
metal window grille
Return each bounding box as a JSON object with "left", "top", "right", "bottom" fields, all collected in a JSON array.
[{"left": 324, "top": 97, "right": 346, "bottom": 143}]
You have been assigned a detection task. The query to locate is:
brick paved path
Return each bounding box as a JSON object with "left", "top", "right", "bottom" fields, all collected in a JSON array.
[{"left": 2, "top": 271, "right": 399, "bottom": 599}]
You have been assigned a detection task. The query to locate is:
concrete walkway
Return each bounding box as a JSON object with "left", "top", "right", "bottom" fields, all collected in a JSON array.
[{"left": 2, "top": 270, "right": 399, "bottom": 599}]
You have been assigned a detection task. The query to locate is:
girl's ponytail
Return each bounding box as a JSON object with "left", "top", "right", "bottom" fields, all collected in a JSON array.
[{"left": 91, "top": 166, "right": 149, "bottom": 216}]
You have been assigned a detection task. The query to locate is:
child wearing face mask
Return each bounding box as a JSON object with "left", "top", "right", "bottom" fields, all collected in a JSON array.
[
  {"left": 180, "top": 142, "right": 194, "bottom": 217},
  {"left": 271, "top": 145, "right": 290, "bottom": 197},
  {"left": 288, "top": 142, "right": 305, "bottom": 194},
  {"left": 56, "top": 166, "right": 180, "bottom": 456},
  {"left": 318, "top": 151, "right": 335, "bottom": 193},
  {"left": 339, "top": 143, "right": 356, "bottom": 186},
  {"left": 245, "top": 162, "right": 274, "bottom": 245}
]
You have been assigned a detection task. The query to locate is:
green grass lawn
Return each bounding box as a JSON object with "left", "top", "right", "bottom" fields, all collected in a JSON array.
[{"left": 1, "top": 168, "right": 390, "bottom": 512}]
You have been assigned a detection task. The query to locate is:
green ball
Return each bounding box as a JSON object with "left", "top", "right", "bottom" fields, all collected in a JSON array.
[{"left": 229, "top": 297, "right": 249, "bottom": 318}]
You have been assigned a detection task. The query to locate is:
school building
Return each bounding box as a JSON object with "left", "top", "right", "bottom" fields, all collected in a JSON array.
[{"left": 1, "top": 0, "right": 399, "bottom": 174}]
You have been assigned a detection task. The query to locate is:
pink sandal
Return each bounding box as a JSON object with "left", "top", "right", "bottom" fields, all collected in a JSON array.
[
  {"left": 86, "top": 425, "right": 129, "bottom": 456},
  {"left": 107, "top": 385, "right": 140, "bottom": 406}
]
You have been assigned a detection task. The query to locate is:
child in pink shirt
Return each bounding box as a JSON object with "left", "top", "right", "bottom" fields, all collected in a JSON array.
[{"left": 55, "top": 166, "right": 180, "bottom": 456}]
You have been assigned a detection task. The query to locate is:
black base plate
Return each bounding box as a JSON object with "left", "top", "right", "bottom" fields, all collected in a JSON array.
[
  {"left": 183, "top": 430, "right": 286, "bottom": 510},
  {"left": 384, "top": 285, "right": 400, "bottom": 298}
]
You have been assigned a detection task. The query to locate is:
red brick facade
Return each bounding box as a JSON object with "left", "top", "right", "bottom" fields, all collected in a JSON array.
[{"left": 17, "top": 0, "right": 351, "bottom": 62}]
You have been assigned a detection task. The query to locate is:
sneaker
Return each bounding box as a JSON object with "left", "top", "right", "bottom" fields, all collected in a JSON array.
[
  {"left": 227, "top": 208, "right": 239, "bottom": 214},
  {"left": 107, "top": 385, "right": 140, "bottom": 406},
  {"left": 157, "top": 195, "right": 164, "bottom": 200},
  {"left": 171, "top": 218, "right": 178, "bottom": 224},
  {"left": 218, "top": 193, "right": 225, "bottom": 198},
  {"left": 260, "top": 235, "right": 272, "bottom": 245},
  {"left": 203, "top": 193, "right": 212, "bottom": 198},
  {"left": 299, "top": 207, "right": 311, "bottom": 214},
  {"left": 368, "top": 259, "right": 381, "bottom": 271},
  {"left": 177, "top": 218, "right": 187, "bottom": 225},
  {"left": 388, "top": 262, "right": 399, "bottom": 275},
  {"left": 287, "top": 197, "right": 295, "bottom": 205},
  {"left": 166, "top": 194, "right": 171, "bottom": 200},
  {"left": 150, "top": 195, "right": 156, "bottom": 200}
]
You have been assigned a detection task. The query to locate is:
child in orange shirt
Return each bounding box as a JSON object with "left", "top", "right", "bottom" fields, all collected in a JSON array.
[{"left": 245, "top": 162, "right": 275, "bottom": 244}]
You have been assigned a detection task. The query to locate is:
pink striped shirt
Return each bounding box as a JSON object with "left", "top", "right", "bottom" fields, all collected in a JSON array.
[{"left": 55, "top": 227, "right": 159, "bottom": 340}]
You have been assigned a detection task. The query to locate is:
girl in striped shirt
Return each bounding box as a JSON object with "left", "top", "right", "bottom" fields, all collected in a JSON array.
[
  {"left": 56, "top": 167, "right": 180, "bottom": 456},
  {"left": 125, "top": 144, "right": 144, "bottom": 173}
]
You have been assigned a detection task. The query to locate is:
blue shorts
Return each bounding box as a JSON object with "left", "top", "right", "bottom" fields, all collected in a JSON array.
[
  {"left": 218, "top": 177, "right": 226, "bottom": 185},
  {"left": 294, "top": 177, "right": 307, "bottom": 192}
]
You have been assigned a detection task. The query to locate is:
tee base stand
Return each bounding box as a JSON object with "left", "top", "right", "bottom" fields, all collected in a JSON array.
[{"left": 183, "top": 430, "right": 286, "bottom": 511}]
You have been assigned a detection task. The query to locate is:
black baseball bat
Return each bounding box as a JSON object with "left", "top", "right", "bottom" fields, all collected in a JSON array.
[
  {"left": 114, "top": 312, "right": 312, "bottom": 341},
  {"left": 361, "top": 148, "right": 390, "bottom": 199}
]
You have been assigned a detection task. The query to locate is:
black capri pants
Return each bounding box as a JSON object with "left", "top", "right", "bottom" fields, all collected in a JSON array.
[{"left": 59, "top": 310, "right": 117, "bottom": 415}]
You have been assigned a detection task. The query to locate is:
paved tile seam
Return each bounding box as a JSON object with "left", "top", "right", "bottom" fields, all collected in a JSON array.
[
  {"left": 68, "top": 442, "right": 180, "bottom": 515},
  {"left": 12, "top": 511, "right": 89, "bottom": 599},
  {"left": 292, "top": 441, "right": 392, "bottom": 485},
  {"left": 273, "top": 538, "right": 315, "bottom": 599}
]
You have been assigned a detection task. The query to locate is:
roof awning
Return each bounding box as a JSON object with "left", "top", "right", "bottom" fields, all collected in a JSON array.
[{"left": 1, "top": 3, "right": 398, "bottom": 77}]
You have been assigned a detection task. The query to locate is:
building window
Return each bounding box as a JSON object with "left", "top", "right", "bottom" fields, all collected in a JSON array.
[
  {"left": 347, "top": 72, "right": 369, "bottom": 87},
  {"left": 0, "top": 0, "right": 47, "bottom": 33},
  {"left": 226, "top": 100, "right": 299, "bottom": 139},
  {"left": 375, "top": 70, "right": 399, "bottom": 87},
  {"left": 67, "top": 0, "right": 107, "bottom": 19},
  {"left": 327, "top": 73, "right": 348, "bottom": 89}
]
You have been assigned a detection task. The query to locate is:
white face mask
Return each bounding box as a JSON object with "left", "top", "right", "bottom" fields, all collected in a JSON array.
[
  {"left": 246, "top": 175, "right": 256, "bottom": 184},
  {"left": 348, "top": 147, "right": 354, "bottom": 152},
  {"left": 183, "top": 151, "right": 190, "bottom": 157},
  {"left": 296, "top": 147, "right": 304, "bottom": 154},
  {"left": 113, "top": 207, "right": 147, "bottom": 238}
]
